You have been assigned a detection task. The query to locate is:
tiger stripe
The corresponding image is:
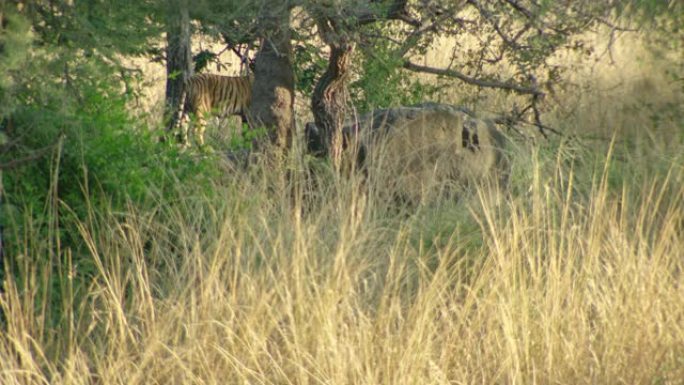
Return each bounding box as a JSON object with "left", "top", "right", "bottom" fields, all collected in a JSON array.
[{"left": 175, "top": 73, "right": 253, "bottom": 146}]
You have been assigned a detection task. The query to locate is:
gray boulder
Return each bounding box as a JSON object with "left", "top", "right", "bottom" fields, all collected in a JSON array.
[{"left": 305, "top": 103, "right": 509, "bottom": 202}]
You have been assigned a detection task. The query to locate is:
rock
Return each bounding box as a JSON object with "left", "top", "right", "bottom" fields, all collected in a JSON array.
[{"left": 305, "top": 103, "right": 509, "bottom": 203}]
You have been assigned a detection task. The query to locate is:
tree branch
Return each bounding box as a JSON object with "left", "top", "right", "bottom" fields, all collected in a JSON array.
[
  {"left": 353, "top": 0, "right": 420, "bottom": 27},
  {"left": 467, "top": 0, "right": 528, "bottom": 50},
  {"left": 402, "top": 61, "right": 544, "bottom": 96},
  {"left": 502, "top": 0, "right": 535, "bottom": 20}
]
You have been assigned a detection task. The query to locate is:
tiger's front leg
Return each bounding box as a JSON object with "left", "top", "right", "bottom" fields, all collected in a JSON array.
[
  {"left": 192, "top": 114, "right": 208, "bottom": 147},
  {"left": 177, "top": 115, "right": 191, "bottom": 147}
]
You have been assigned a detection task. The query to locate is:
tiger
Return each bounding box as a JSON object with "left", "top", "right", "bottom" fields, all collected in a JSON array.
[{"left": 173, "top": 73, "right": 253, "bottom": 147}]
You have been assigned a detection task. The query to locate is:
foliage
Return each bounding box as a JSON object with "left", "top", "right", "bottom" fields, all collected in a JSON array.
[
  {"left": 297, "top": 1, "right": 647, "bottom": 136},
  {"left": 22, "top": 0, "right": 163, "bottom": 57},
  {"left": 0, "top": 11, "right": 33, "bottom": 118},
  {"left": 7, "top": 89, "right": 214, "bottom": 205},
  {"left": 0, "top": 0, "right": 223, "bottom": 331},
  {"left": 293, "top": 41, "right": 327, "bottom": 97},
  {"left": 193, "top": 49, "right": 220, "bottom": 73},
  {"left": 227, "top": 124, "right": 269, "bottom": 150},
  {"left": 2, "top": 54, "right": 217, "bottom": 255},
  {"left": 350, "top": 33, "right": 439, "bottom": 113},
  {"left": 190, "top": 0, "right": 259, "bottom": 39},
  {"left": 619, "top": 0, "right": 682, "bottom": 21},
  {"left": 0, "top": 59, "right": 222, "bottom": 332}
]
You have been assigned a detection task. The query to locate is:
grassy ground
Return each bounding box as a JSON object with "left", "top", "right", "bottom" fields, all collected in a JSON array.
[{"left": 2, "top": 30, "right": 683, "bottom": 384}]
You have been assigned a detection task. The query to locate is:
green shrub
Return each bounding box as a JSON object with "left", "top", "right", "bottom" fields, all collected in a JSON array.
[
  {"left": 1, "top": 62, "right": 222, "bottom": 329},
  {"left": 351, "top": 33, "right": 438, "bottom": 113}
]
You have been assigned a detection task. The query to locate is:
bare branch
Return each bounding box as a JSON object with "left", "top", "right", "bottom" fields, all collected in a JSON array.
[
  {"left": 467, "top": 0, "right": 527, "bottom": 50},
  {"left": 350, "top": 0, "right": 420, "bottom": 27},
  {"left": 403, "top": 61, "right": 544, "bottom": 96},
  {"left": 391, "top": 12, "right": 421, "bottom": 27},
  {"left": 502, "top": 0, "right": 535, "bottom": 20},
  {"left": 393, "top": 14, "right": 452, "bottom": 57},
  {"left": 531, "top": 93, "right": 547, "bottom": 138},
  {"left": 494, "top": 115, "right": 562, "bottom": 138}
]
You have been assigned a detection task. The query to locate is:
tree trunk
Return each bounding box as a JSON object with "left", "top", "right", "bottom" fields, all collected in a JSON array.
[
  {"left": 248, "top": 2, "right": 295, "bottom": 154},
  {"left": 0, "top": 129, "right": 4, "bottom": 267},
  {"left": 311, "top": 17, "right": 356, "bottom": 168},
  {"left": 0, "top": 6, "right": 6, "bottom": 317},
  {"left": 164, "top": 0, "right": 192, "bottom": 131}
]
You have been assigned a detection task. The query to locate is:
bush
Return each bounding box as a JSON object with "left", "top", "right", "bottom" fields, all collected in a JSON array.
[
  {"left": 351, "top": 37, "right": 438, "bottom": 112},
  {"left": 1, "top": 62, "right": 222, "bottom": 329}
]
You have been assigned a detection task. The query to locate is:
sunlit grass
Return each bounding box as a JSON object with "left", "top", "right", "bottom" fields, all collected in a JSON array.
[{"left": 3, "top": 138, "right": 683, "bottom": 384}]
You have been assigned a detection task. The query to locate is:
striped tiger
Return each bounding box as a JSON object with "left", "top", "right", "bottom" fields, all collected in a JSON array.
[{"left": 174, "top": 73, "right": 253, "bottom": 146}]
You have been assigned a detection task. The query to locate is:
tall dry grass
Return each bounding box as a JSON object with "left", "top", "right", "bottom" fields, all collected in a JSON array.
[
  {"left": 2, "top": 29, "right": 683, "bottom": 385},
  {"left": 2, "top": 147, "right": 683, "bottom": 384}
]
